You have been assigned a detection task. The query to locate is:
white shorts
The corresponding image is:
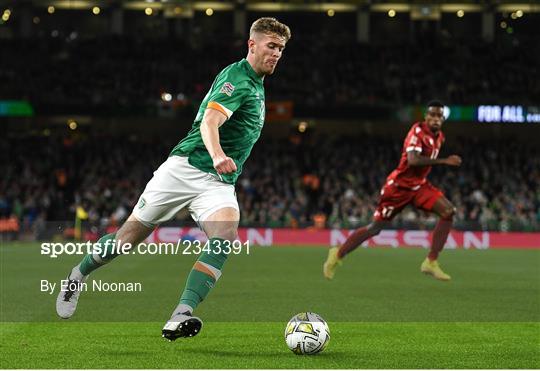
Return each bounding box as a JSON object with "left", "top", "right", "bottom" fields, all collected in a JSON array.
[{"left": 132, "top": 156, "right": 238, "bottom": 226}]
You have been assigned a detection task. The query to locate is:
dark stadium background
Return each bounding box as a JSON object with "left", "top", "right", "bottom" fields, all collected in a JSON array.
[{"left": 0, "top": 1, "right": 539, "bottom": 241}]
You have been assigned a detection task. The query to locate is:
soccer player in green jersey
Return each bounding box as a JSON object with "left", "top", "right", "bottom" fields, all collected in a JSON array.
[{"left": 56, "top": 18, "right": 291, "bottom": 340}]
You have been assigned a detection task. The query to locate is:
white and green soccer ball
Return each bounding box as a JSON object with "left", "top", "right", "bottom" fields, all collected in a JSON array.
[{"left": 284, "top": 312, "right": 330, "bottom": 355}]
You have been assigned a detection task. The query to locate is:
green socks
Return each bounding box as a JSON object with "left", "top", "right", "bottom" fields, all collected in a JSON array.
[
  {"left": 78, "top": 233, "right": 119, "bottom": 276},
  {"left": 179, "top": 238, "right": 229, "bottom": 310},
  {"left": 76, "top": 235, "right": 230, "bottom": 314}
]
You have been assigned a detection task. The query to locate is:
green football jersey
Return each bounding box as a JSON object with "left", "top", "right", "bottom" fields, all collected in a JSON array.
[{"left": 171, "top": 59, "right": 265, "bottom": 184}]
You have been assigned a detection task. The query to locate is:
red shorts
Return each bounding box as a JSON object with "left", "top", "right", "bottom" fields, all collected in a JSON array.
[{"left": 373, "top": 180, "right": 444, "bottom": 221}]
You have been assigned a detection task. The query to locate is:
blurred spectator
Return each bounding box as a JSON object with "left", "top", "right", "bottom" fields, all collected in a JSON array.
[
  {"left": 0, "top": 133, "right": 538, "bottom": 235},
  {"left": 0, "top": 34, "right": 538, "bottom": 110},
  {"left": 0, "top": 214, "right": 20, "bottom": 241}
]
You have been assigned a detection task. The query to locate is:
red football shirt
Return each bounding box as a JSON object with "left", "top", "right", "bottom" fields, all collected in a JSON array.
[{"left": 386, "top": 121, "right": 444, "bottom": 189}]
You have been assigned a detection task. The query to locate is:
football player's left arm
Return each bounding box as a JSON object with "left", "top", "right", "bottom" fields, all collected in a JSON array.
[{"left": 200, "top": 108, "right": 237, "bottom": 174}]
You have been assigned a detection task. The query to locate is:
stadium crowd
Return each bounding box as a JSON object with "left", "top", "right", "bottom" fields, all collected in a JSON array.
[
  {"left": 2, "top": 19, "right": 539, "bottom": 238},
  {"left": 1, "top": 33, "right": 539, "bottom": 111},
  {"left": 1, "top": 133, "right": 538, "bottom": 239}
]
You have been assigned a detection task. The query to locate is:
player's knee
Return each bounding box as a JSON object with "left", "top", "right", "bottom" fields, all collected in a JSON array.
[
  {"left": 116, "top": 217, "right": 154, "bottom": 247},
  {"left": 203, "top": 207, "right": 239, "bottom": 240},
  {"left": 209, "top": 223, "right": 238, "bottom": 242},
  {"left": 440, "top": 205, "right": 456, "bottom": 220}
]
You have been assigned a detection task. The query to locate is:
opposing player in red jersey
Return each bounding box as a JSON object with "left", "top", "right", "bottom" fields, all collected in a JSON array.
[{"left": 323, "top": 100, "right": 462, "bottom": 281}]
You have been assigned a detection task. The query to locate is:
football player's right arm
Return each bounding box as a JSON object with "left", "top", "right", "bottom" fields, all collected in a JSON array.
[
  {"left": 200, "top": 108, "right": 237, "bottom": 174},
  {"left": 407, "top": 151, "right": 462, "bottom": 167},
  {"left": 404, "top": 128, "right": 461, "bottom": 167}
]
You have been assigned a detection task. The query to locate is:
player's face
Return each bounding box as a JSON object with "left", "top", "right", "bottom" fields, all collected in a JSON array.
[
  {"left": 250, "top": 33, "right": 286, "bottom": 76},
  {"left": 425, "top": 106, "right": 444, "bottom": 133}
]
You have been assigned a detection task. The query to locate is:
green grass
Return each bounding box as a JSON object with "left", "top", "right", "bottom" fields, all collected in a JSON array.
[
  {"left": 1, "top": 242, "right": 539, "bottom": 368},
  {"left": 2, "top": 322, "right": 538, "bottom": 369}
]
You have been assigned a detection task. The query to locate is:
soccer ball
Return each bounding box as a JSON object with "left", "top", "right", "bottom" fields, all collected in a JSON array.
[{"left": 284, "top": 312, "right": 330, "bottom": 355}]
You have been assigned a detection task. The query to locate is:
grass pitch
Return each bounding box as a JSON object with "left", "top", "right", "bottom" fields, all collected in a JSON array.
[
  {"left": 2, "top": 322, "right": 538, "bottom": 369},
  {"left": 1, "top": 242, "right": 539, "bottom": 368}
]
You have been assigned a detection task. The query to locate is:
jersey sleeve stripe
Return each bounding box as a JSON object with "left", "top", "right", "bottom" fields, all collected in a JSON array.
[
  {"left": 207, "top": 101, "right": 233, "bottom": 119},
  {"left": 406, "top": 146, "right": 422, "bottom": 152}
]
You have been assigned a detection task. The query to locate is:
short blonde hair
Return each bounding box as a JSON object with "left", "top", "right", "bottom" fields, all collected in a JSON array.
[{"left": 250, "top": 17, "right": 291, "bottom": 42}]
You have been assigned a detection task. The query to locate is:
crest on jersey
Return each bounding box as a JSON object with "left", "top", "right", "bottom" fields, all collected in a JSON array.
[{"left": 220, "top": 82, "right": 235, "bottom": 96}]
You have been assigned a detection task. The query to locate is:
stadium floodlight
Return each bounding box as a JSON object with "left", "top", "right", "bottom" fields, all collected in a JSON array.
[{"left": 67, "top": 119, "right": 78, "bottom": 130}]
